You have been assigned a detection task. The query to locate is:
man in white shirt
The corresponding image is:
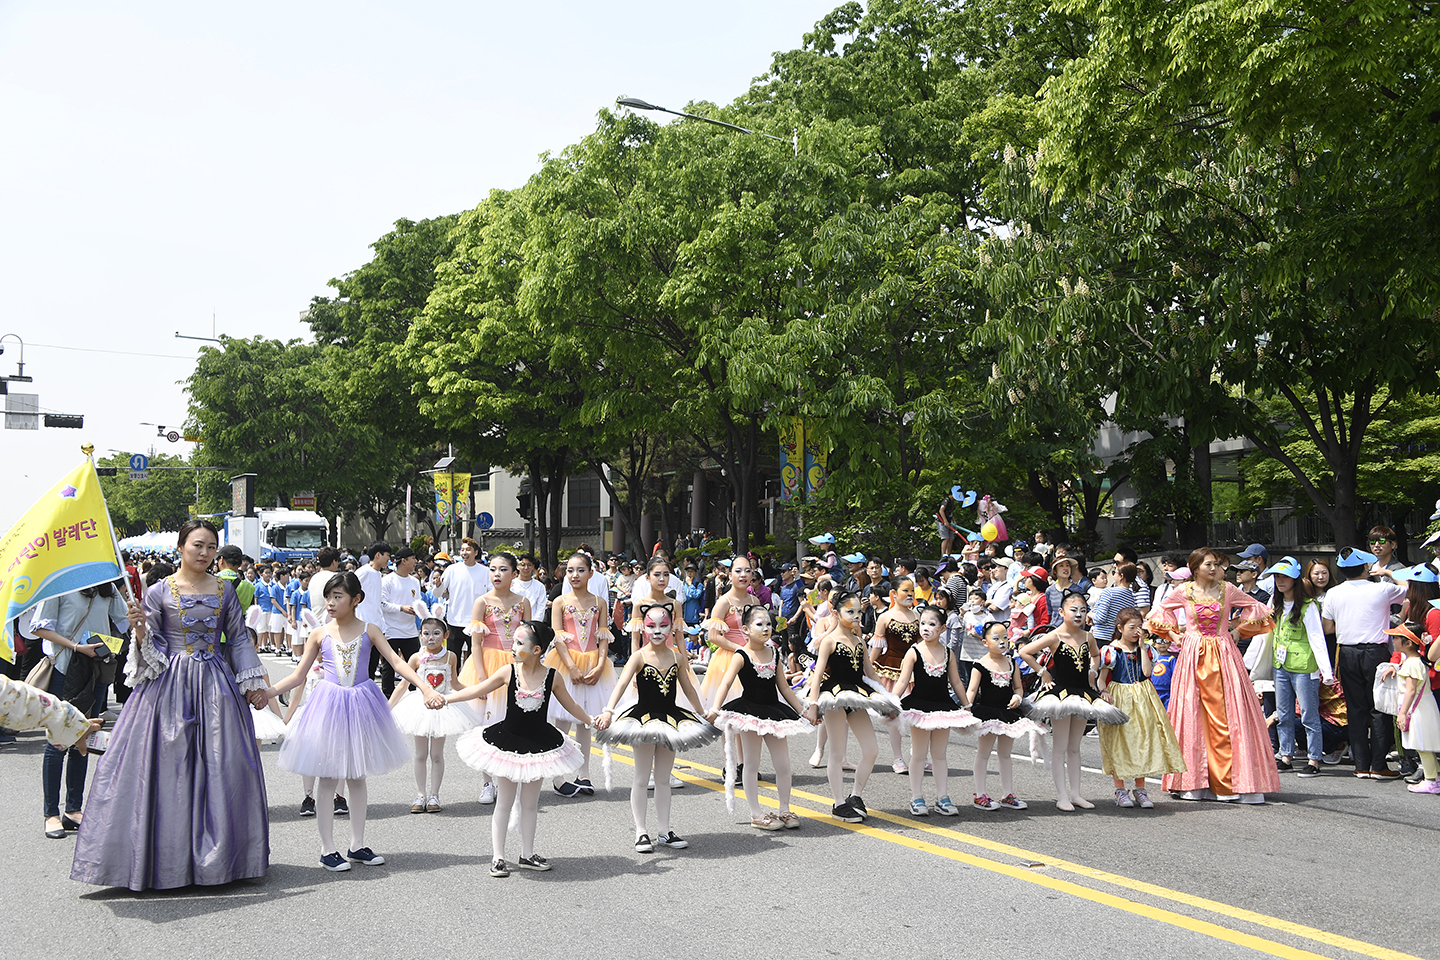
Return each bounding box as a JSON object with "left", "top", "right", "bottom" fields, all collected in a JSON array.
[
  {"left": 440, "top": 537, "right": 492, "bottom": 668},
  {"left": 1322, "top": 546, "right": 1408, "bottom": 780},
  {"left": 379, "top": 547, "right": 422, "bottom": 697},
  {"left": 309, "top": 546, "right": 342, "bottom": 624},
  {"left": 356, "top": 541, "right": 391, "bottom": 681},
  {"left": 515, "top": 553, "right": 548, "bottom": 622}
]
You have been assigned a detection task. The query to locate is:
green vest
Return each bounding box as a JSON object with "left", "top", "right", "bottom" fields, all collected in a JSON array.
[{"left": 1272, "top": 600, "right": 1318, "bottom": 674}]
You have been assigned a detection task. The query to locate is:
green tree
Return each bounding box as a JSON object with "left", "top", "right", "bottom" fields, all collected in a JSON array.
[{"left": 98, "top": 452, "right": 207, "bottom": 535}]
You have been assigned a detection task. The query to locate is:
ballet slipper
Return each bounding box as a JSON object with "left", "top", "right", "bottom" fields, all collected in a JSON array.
[{"left": 1071, "top": 797, "right": 1094, "bottom": 809}]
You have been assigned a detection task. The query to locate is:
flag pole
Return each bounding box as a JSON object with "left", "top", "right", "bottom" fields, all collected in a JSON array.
[{"left": 84, "top": 443, "right": 137, "bottom": 609}]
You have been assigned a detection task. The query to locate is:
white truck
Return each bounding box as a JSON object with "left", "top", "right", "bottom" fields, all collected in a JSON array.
[{"left": 222, "top": 508, "right": 328, "bottom": 563}]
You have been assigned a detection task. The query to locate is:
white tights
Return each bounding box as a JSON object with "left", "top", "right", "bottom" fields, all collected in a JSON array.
[
  {"left": 491, "top": 777, "right": 542, "bottom": 861},
  {"left": 316, "top": 777, "right": 367, "bottom": 855},
  {"left": 974, "top": 733, "right": 1016, "bottom": 799},
  {"left": 738, "top": 731, "right": 793, "bottom": 817},
  {"left": 413, "top": 736, "right": 445, "bottom": 797},
  {"left": 907, "top": 728, "right": 950, "bottom": 800},
  {"left": 556, "top": 722, "right": 592, "bottom": 784},
  {"left": 1051, "top": 715, "right": 1087, "bottom": 808},
  {"left": 823, "top": 709, "right": 877, "bottom": 803},
  {"left": 631, "top": 743, "right": 676, "bottom": 837}
]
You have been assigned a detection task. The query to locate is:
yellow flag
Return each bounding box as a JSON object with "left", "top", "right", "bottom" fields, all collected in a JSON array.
[
  {"left": 0, "top": 461, "right": 123, "bottom": 662},
  {"left": 91, "top": 632, "right": 126, "bottom": 655}
]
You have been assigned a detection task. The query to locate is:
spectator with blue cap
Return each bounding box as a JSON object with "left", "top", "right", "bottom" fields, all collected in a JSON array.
[
  {"left": 1235, "top": 543, "right": 1274, "bottom": 597},
  {"left": 808, "top": 533, "right": 840, "bottom": 579},
  {"left": 1322, "top": 546, "right": 1408, "bottom": 780},
  {"left": 1262, "top": 556, "right": 1333, "bottom": 778},
  {"left": 841, "top": 553, "right": 869, "bottom": 594}
]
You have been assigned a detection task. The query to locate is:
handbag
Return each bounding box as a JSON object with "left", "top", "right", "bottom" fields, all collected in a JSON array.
[
  {"left": 1372, "top": 669, "right": 1401, "bottom": 716},
  {"left": 24, "top": 656, "right": 53, "bottom": 692}
]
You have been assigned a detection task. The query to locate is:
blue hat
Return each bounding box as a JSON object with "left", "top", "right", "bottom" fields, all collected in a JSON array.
[
  {"left": 718, "top": 558, "right": 732, "bottom": 568},
  {"left": 1335, "top": 547, "right": 1377, "bottom": 568},
  {"left": 1430, "top": 499, "right": 1440, "bottom": 521},
  {"left": 1429, "top": 598, "right": 1440, "bottom": 610},
  {"left": 1393, "top": 563, "right": 1439, "bottom": 583},
  {"left": 1236, "top": 543, "right": 1268, "bottom": 560},
  {"left": 842, "top": 552, "right": 866, "bottom": 564},
  {"left": 1423, "top": 530, "right": 1440, "bottom": 550},
  {"left": 809, "top": 533, "right": 836, "bottom": 545},
  {"left": 966, "top": 531, "right": 985, "bottom": 542},
  {"left": 1260, "top": 556, "right": 1303, "bottom": 579}
]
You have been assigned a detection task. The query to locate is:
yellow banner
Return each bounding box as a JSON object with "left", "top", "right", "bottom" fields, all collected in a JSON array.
[
  {"left": 91, "top": 632, "right": 126, "bottom": 655},
  {"left": 0, "top": 460, "right": 123, "bottom": 662},
  {"left": 433, "top": 472, "right": 471, "bottom": 525},
  {"left": 779, "top": 418, "right": 804, "bottom": 503}
]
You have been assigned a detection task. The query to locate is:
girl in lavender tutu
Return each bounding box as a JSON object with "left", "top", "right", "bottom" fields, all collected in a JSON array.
[
  {"left": 269, "top": 572, "right": 445, "bottom": 872},
  {"left": 448, "top": 621, "right": 595, "bottom": 877}
]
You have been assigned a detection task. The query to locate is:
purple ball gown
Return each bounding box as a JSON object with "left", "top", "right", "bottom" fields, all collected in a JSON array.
[{"left": 71, "top": 577, "right": 270, "bottom": 890}]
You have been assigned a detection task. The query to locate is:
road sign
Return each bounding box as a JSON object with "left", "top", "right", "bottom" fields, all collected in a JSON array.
[
  {"left": 183, "top": 434, "right": 201, "bottom": 443},
  {"left": 290, "top": 492, "right": 316, "bottom": 510},
  {"left": 166, "top": 430, "right": 180, "bottom": 443},
  {"left": 476, "top": 512, "right": 494, "bottom": 530},
  {"left": 129, "top": 453, "right": 149, "bottom": 471},
  {"left": 129, "top": 470, "right": 149, "bottom": 481}
]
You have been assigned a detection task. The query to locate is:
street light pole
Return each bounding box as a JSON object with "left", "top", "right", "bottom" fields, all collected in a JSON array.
[{"left": 616, "top": 98, "right": 798, "bottom": 155}]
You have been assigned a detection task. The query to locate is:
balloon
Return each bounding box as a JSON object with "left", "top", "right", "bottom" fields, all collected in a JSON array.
[
  {"left": 990, "top": 516, "right": 1008, "bottom": 541},
  {"left": 982, "top": 521, "right": 998, "bottom": 541}
]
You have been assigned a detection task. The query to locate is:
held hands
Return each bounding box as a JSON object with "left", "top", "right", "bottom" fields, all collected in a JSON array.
[
  {"left": 422, "top": 687, "right": 446, "bottom": 709},
  {"left": 593, "top": 709, "right": 612, "bottom": 731},
  {"left": 1007, "top": 694, "right": 1021, "bottom": 710},
  {"left": 245, "top": 688, "right": 270, "bottom": 710},
  {"left": 804, "top": 703, "right": 820, "bottom": 725}
]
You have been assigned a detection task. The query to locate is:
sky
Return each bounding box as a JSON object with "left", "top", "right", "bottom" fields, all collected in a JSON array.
[{"left": 0, "top": 0, "right": 835, "bottom": 529}]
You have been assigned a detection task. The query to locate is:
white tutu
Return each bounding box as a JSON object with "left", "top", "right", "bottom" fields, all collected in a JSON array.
[
  {"left": 249, "top": 706, "right": 287, "bottom": 743},
  {"left": 456, "top": 729, "right": 585, "bottom": 783},
  {"left": 899, "top": 707, "right": 978, "bottom": 732},
  {"left": 594, "top": 715, "right": 721, "bottom": 751},
  {"left": 972, "top": 717, "right": 1050, "bottom": 739},
  {"left": 1023, "top": 692, "right": 1129, "bottom": 725},
  {"left": 547, "top": 673, "right": 616, "bottom": 725},
  {"left": 392, "top": 692, "right": 479, "bottom": 739},
  {"left": 816, "top": 678, "right": 901, "bottom": 718}
]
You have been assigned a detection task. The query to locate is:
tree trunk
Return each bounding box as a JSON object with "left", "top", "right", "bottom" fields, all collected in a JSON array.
[
  {"left": 1181, "top": 431, "right": 1212, "bottom": 546},
  {"left": 1027, "top": 469, "right": 1065, "bottom": 525},
  {"left": 546, "top": 464, "right": 565, "bottom": 570}
]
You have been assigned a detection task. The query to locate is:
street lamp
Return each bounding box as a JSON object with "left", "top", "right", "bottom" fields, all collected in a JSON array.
[{"left": 616, "top": 97, "right": 797, "bottom": 154}]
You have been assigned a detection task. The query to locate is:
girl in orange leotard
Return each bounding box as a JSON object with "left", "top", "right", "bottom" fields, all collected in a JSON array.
[
  {"left": 700, "top": 556, "right": 754, "bottom": 710},
  {"left": 544, "top": 552, "right": 614, "bottom": 797}
]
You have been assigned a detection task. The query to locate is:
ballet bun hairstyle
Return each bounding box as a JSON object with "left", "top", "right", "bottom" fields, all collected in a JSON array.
[
  {"left": 419, "top": 616, "right": 448, "bottom": 636},
  {"left": 516, "top": 619, "right": 555, "bottom": 655},
  {"left": 490, "top": 551, "right": 519, "bottom": 572},
  {"left": 323, "top": 571, "right": 365, "bottom": 604},
  {"left": 918, "top": 604, "right": 946, "bottom": 627}
]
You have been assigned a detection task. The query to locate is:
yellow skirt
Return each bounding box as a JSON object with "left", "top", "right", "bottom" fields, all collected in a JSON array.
[
  {"left": 1098, "top": 681, "right": 1187, "bottom": 780},
  {"left": 460, "top": 646, "right": 514, "bottom": 725},
  {"left": 698, "top": 647, "right": 741, "bottom": 710}
]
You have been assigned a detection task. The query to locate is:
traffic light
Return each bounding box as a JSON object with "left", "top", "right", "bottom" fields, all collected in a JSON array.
[
  {"left": 44, "top": 414, "right": 84, "bottom": 428},
  {"left": 516, "top": 482, "right": 533, "bottom": 520},
  {"left": 95, "top": 467, "right": 117, "bottom": 476}
]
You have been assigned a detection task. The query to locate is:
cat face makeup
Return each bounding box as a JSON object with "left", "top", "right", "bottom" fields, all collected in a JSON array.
[{"left": 641, "top": 605, "right": 673, "bottom": 646}]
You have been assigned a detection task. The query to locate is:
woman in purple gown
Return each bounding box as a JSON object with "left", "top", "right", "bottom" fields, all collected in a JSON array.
[{"left": 71, "top": 519, "right": 272, "bottom": 890}]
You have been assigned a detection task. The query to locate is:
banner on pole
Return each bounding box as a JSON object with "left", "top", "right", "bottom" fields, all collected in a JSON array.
[
  {"left": 433, "top": 473, "right": 472, "bottom": 525},
  {"left": 803, "top": 422, "right": 827, "bottom": 498},
  {"left": 0, "top": 460, "right": 123, "bottom": 662},
  {"left": 779, "top": 418, "right": 804, "bottom": 504}
]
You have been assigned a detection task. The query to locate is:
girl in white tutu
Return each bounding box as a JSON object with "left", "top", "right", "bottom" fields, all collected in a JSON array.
[
  {"left": 893, "top": 605, "right": 977, "bottom": 816},
  {"left": 595, "top": 604, "right": 719, "bottom": 853},
  {"left": 448, "top": 621, "right": 594, "bottom": 877},
  {"left": 267, "top": 573, "right": 446, "bottom": 872},
  {"left": 389, "top": 609, "right": 477, "bottom": 813},
  {"left": 704, "top": 605, "right": 817, "bottom": 830}
]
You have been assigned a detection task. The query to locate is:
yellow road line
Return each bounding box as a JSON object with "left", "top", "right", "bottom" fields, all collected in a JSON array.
[{"left": 598, "top": 746, "right": 1422, "bottom": 960}]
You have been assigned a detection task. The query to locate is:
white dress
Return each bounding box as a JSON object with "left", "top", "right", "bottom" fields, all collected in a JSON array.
[
  {"left": 1399, "top": 657, "right": 1440, "bottom": 752},
  {"left": 391, "top": 649, "right": 478, "bottom": 739}
]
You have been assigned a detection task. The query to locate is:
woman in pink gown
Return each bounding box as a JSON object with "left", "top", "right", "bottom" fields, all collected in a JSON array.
[{"left": 1146, "top": 547, "right": 1276, "bottom": 802}]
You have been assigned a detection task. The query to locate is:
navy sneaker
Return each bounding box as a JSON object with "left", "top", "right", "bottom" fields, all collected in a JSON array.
[
  {"left": 346, "top": 847, "right": 385, "bottom": 866},
  {"left": 554, "top": 780, "right": 581, "bottom": 798},
  {"left": 489, "top": 858, "right": 510, "bottom": 877},
  {"left": 333, "top": 795, "right": 349, "bottom": 815},
  {"left": 847, "top": 795, "right": 868, "bottom": 818},
  {"left": 319, "top": 852, "right": 350, "bottom": 872},
  {"left": 831, "top": 801, "right": 863, "bottom": 823},
  {"left": 656, "top": 831, "right": 688, "bottom": 849},
  {"left": 574, "top": 778, "right": 595, "bottom": 796},
  {"left": 517, "top": 854, "right": 552, "bottom": 871},
  {"left": 299, "top": 796, "right": 316, "bottom": 817}
]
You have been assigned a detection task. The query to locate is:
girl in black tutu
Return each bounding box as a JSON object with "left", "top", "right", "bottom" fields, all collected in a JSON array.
[
  {"left": 595, "top": 604, "right": 719, "bottom": 853},
  {"left": 704, "top": 606, "right": 817, "bottom": 830},
  {"left": 448, "top": 621, "right": 594, "bottom": 877}
]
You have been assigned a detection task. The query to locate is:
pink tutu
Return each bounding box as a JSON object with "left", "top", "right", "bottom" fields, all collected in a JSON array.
[
  {"left": 456, "top": 728, "right": 585, "bottom": 783},
  {"left": 899, "top": 707, "right": 978, "bottom": 732},
  {"left": 713, "top": 710, "right": 814, "bottom": 739},
  {"left": 277, "top": 679, "right": 409, "bottom": 779}
]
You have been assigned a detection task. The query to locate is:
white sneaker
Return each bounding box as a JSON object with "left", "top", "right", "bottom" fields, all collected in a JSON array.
[
  {"left": 647, "top": 775, "right": 685, "bottom": 789},
  {"left": 478, "top": 782, "right": 497, "bottom": 805}
]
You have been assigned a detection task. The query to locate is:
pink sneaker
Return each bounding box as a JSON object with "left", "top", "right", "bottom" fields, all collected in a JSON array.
[{"left": 1407, "top": 779, "right": 1440, "bottom": 794}]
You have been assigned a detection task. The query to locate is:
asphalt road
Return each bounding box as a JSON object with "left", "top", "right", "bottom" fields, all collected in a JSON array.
[{"left": 2, "top": 656, "right": 1435, "bottom": 960}]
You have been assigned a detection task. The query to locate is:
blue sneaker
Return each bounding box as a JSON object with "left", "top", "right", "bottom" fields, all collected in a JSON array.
[
  {"left": 319, "top": 852, "right": 350, "bottom": 872},
  {"left": 345, "top": 847, "right": 385, "bottom": 866},
  {"left": 909, "top": 798, "right": 929, "bottom": 816},
  {"left": 934, "top": 796, "right": 959, "bottom": 816}
]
